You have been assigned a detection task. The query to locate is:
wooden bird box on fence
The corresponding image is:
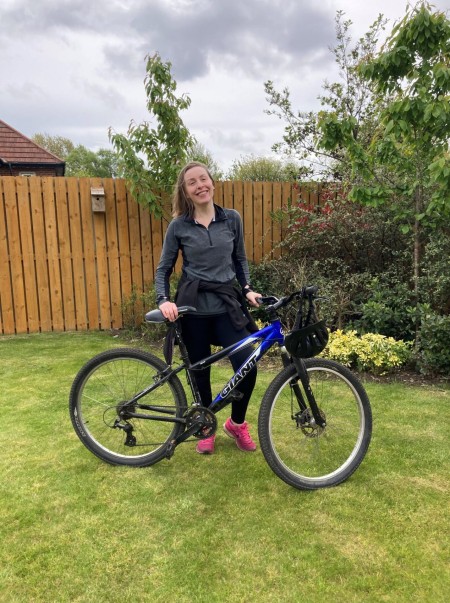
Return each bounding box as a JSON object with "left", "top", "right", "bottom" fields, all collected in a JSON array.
[{"left": 91, "top": 187, "right": 105, "bottom": 212}]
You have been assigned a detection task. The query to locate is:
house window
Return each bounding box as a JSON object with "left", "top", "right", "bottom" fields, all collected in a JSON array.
[{"left": 19, "top": 172, "right": 37, "bottom": 177}]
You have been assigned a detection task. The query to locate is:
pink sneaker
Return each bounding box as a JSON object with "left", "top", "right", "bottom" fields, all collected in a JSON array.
[
  {"left": 196, "top": 435, "right": 215, "bottom": 454},
  {"left": 223, "top": 418, "right": 256, "bottom": 452}
]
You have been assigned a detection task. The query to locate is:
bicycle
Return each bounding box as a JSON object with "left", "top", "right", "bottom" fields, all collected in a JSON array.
[{"left": 69, "top": 286, "right": 372, "bottom": 490}]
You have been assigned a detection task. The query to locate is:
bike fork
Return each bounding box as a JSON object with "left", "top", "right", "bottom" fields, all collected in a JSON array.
[{"left": 291, "top": 357, "right": 327, "bottom": 428}]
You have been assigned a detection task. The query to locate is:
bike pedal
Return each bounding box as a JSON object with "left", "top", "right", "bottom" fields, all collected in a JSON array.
[{"left": 165, "top": 440, "right": 176, "bottom": 460}]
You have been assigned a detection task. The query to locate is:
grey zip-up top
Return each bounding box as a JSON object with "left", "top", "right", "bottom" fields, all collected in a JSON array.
[{"left": 155, "top": 205, "right": 251, "bottom": 314}]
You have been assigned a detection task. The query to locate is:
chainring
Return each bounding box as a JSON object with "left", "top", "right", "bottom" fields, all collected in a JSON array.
[{"left": 185, "top": 407, "right": 217, "bottom": 439}]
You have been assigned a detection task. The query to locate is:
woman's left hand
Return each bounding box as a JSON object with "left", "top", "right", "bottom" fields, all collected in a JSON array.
[{"left": 245, "top": 291, "right": 262, "bottom": 307}]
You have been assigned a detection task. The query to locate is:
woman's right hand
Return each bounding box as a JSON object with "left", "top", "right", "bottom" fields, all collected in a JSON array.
[{"left": 159, "top": 301, "right": 179, "bottom": 322}]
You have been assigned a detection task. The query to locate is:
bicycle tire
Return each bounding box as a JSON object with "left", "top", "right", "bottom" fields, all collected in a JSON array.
[
  {"left": 258, "top": 358, "right": 372, "bottom": 490},
  {"left": 69, "top": 348, "right": 187, "bottom": 467}
]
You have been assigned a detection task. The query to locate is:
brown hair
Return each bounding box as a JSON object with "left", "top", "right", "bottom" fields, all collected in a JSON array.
[{"left": 172, "top": 161, "right": 215, "bottom": 218}]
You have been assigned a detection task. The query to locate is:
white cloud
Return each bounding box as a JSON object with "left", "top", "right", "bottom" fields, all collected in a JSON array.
[{"left": 1, "top": 0, "right": 448, "bottom": 171}]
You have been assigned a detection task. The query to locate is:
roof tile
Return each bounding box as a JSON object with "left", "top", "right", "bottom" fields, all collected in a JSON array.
[{"left": 0, "top": 119, "right": 65, "bottom": 164}]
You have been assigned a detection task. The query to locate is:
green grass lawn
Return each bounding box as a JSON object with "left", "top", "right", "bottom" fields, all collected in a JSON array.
[{"left": 0, "top": 332, "right": 448, "bottom": 603}]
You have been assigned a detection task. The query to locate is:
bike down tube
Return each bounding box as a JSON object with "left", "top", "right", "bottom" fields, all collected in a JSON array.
[{"left": 209, "top": 321, "right": 284, "bottom": 413}]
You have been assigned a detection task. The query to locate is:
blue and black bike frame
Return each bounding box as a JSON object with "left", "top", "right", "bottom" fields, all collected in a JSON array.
[{"left": 179, "top": 320, "right": 285, "bottom": 415}]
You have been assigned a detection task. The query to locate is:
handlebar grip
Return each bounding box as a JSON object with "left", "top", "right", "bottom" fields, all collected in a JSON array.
[
  {"left": 255, "top": 296, "right": 279, "bottom": 306},
  {"left": 304, "top": 285, "right": 319, "bottom": 296}
]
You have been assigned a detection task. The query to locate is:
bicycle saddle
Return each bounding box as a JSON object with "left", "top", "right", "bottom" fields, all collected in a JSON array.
[{"left": 145, "top": 306, "right": 197, "bottom": 323}]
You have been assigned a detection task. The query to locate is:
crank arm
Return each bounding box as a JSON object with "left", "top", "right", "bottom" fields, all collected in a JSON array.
[{"left": 164, "top": 421, "right": 204, "bottom": 459}]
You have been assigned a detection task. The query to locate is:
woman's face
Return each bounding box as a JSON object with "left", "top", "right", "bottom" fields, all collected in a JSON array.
[{"left": 183, "top": 166, "right": 214, "bottom": 209}]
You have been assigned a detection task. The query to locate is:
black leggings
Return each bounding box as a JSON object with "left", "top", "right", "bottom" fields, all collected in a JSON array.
[{"left": 180, "top": 313, "right": 257, "bottom": 424}]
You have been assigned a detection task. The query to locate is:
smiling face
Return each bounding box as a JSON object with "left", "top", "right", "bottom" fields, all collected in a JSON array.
[{"left": 183, "top": 165, "right": 214, "bottom": 210}]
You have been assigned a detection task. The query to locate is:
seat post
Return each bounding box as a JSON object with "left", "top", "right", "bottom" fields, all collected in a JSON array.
[{"left": 173, "top": 321, "right": 191, "bottom": 366}]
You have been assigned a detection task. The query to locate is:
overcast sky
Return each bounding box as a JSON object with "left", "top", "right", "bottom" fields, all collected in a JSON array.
[{"left": 1, "top": 0, "right": 448, "bottom": 171}]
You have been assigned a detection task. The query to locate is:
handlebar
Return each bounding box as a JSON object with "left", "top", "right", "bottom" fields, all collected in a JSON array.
[{"left": 256, "top": 285, "right": 320, "bottom": 312}]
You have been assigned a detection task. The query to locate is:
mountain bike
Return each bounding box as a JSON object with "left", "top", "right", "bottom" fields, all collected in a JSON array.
[{"left": 69, "top": 286, "right": 372, "bottom": 490}]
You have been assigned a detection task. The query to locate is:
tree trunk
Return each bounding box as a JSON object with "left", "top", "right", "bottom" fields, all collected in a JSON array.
[{"left": 413, "top": 185, "right": 422, "bottom": 353}]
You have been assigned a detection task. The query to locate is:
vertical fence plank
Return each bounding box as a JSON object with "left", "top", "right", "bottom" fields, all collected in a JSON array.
[
  {"left": 95, "top": 209, "right": 111, "bottom": 330},
  {"left": 281, "top": 182, "right": 295, "bottom": 251},
  {"left": 42, "top": 178, "right": 64, "bottom": 330},
  {"left": 115, "top": 179, "right": 132, "bottom": 304},
  {"left": 89, "top": 178, "right": 110, "bottom": 330},
  {"left": 214, "top": 181, "right": 223, "bottom": 207},
  {"left": 66, "top": 178, "right": 87, "bottom": 330},
  {"left": 150, "top": 206, "right": 164, "bottom": 290},
  {"left": 55, "top": 178, "right": 76, "bottom": 330},
  {"left": 16, "top": 178, "right": 40, "bottom": 332},
  {"left": 4, "top": 178, "right": 28, "bottom": 333},
  {"left": 253, "top": 182, "right": 263, "bottom": 263},
  {"left": 78, "top": 178, "right": 99, "bottom": 330},
  {"left": 139, "top": 203, "right": 153, "bottom": 288},
  {"left": 272, "top": 182, "right": 282, "bottom": 259},
  {"left": 127, "top": 187, "right": 143, "bottom": 291},
  {"left": 223, "top": 181, "right": 233, "bottom": 209},
  {"left": 128, "top": 188, "right": 144, "bottom": 323},
  {"left": 0, "top": 178, "right": 15, "bottom": 334},
  {"left": 262, "top": 182, "right": 273, "bottom": 260},
  {"left": 29, "top": 177, "right": 52, "bottom": 331},
  {"left": 243, "top": 181, "right": 254, "bottom": 262},
  {"left": 104, "top": 179, "right": 122, "bottom": 329},
  {"left": 232, "top": 181, "right": 243, "bottom": 217}
]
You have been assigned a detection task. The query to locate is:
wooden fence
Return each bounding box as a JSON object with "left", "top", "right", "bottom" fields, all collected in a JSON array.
[{"left": 0, "top": 176, "right": 322, "bottom": 334}]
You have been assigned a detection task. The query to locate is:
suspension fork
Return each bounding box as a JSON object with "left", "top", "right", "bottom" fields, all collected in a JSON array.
[
  {"left": 288, "top": 354, "right": 326, "bottom": 428},
  {"left": 281, "top": 348, "right": 307, "bottom": 414}
]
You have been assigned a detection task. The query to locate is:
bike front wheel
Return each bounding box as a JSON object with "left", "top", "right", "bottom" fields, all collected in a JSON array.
[
  {"left": 258, "top": 359, "right": 372, "bottom": 490},
  {"left": 69, "top": 348, "right": 187, "bottom": 467}
]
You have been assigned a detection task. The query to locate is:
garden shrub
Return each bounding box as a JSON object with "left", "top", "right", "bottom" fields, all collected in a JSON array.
[
  {"left": 252, "top": 195, "right": 413, "bottom": 331},
  {"left": 417, "top": 312, "right": 450, "bottom": 376},
  {"left": 351, "top": 270, "right": 416, "bottom": 340},
  {"left": 322, "top": 329, "right": 412, "bottom": 374},
  {"left": 419, "top": 231, "right": 450, "bottom": 315},
  {"left": 121, "top": 282, "right": 174, "bottom": 342},
  {"left": 250, "top": 256, "right": 375, "bottom": 331},
  {"left": 278, "top": 195, "right": 411, "bottom": 276}
]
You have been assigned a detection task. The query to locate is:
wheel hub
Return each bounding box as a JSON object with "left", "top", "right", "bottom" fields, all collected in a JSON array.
[{"left": 296, "top": 408, "right": 326, "bottom": 438}]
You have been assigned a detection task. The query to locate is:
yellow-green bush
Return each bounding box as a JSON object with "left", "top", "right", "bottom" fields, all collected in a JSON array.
[{"left": 321, "top": 329, "right": 411, "bottom": 374}]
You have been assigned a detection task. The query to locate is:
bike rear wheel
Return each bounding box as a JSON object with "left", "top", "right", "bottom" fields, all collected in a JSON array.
[
  {"left": 69, "top": 348, "right": 187, "bottom": 467},
  {"left": 258, "top": 358, "right": 372, "bottom": 490}
]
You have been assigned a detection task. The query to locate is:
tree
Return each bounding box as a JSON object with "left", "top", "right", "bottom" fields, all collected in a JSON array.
[
  {"left": 65, "top": 146, "right": 122, "bottom": 177},
  {"left": 109, "top": 53, "right": 195, "bottom": 217},
  {"left": 33, "top": 133, "right": 121, "bottom": 177},
  {"left": 264, "top": 12, "right": 387, "bottom": 182},
  {"left": 187, "top": 142, "right": 224, "bottom": 180},
  {"left": 226, "top": 154, "right": 301, "bottom": 181},
  {"left": 32, "top": 133, "right": 75, "bottom": 160},
  {"left": 318, "top": 2, "right": 450, "bottom": 343}
]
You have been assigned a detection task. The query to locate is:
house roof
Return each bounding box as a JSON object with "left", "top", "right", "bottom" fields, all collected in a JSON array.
[{"left": 0, "top": 119, "right": 65, "bottom": 165}]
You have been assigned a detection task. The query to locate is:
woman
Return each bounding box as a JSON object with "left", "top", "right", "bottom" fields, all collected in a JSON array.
[{"left": 155, "top": 161, "right": 261, "bottom": 454}]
